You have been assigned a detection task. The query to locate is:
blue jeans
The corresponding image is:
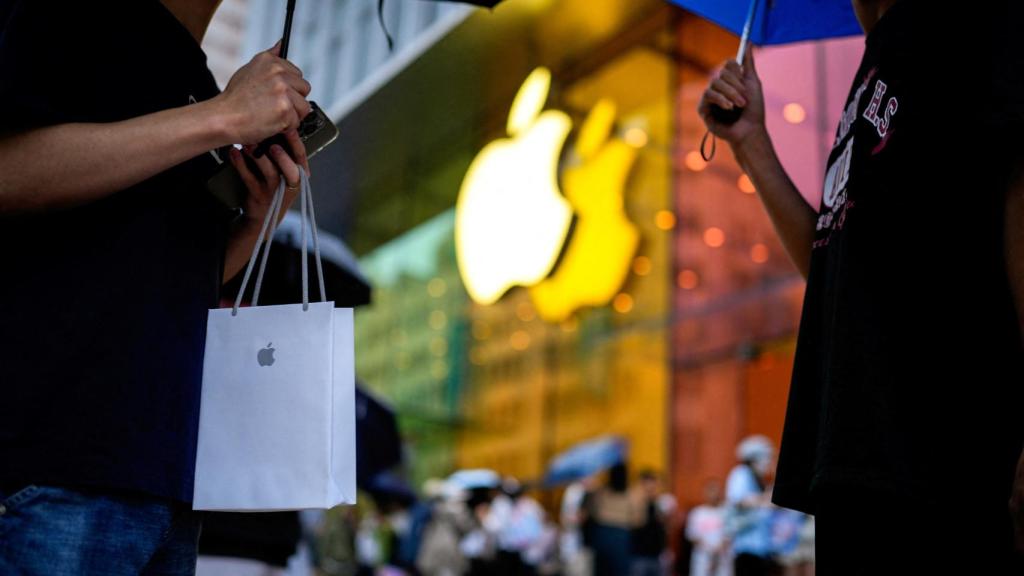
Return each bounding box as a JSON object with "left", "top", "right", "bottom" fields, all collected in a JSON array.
[{"left": 0, "top": 484, "right": 202, "bottom": 575}]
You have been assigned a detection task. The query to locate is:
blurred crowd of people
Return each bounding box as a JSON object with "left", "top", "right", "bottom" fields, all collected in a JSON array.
[
  {"left": 682, "top": 435, "right": 814, "bottom": 576},
  {"left": 197, "top": 436, "right": 814, "bottom": 576},
  {"left": 308, "top": 436, "right": 812, "bottom": 576},
  {"left": 330, "top": 466, "right": 674, "bottom": 576}
]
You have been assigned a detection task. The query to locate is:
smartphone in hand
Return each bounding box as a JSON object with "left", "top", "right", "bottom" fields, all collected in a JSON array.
[{"left": 206, "top": 102, "right": 339, "bottom": 210}]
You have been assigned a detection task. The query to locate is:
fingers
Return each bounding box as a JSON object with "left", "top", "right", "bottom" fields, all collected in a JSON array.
[
  {"left": 283, "top": 129, "right": 310, "bottom": 176},
  {"left": 256, "top": 46, "right": 308, "bottom": 97},
  {"left": 258, "top": 45, "right": 304, "bottom": 81},
  {"left": 722, "top": 61, "right": 747, "bottom": 93},
  {"left": 287, "top": 90, "right": 312, "bottom": 123},
  {"left": 275, "top": 59, "right": 307, "bottom": 86},
  {"left": 270, "top": 145, "right": 302, "bottom": 218},
  {"left": 703, "top": 87, "right": 739, "bottom": 112},
  {"left": 285, "top": 73, "right": 312, "bottom": 97},
  {"left": 247, "top": 145, "right": 281, "bottom": 189},
  {"left": 261, "top": 42, "right": 305, "bottom": 83},
  {"left": 272, "top": 75, "right": 307, "bottom": 132},
  {"left": 711, "top": 78, "right": 747, "bottom": 109},
  {"left": 720, "top": 75, "right": 748, "bottom": 104},
  {"left": 270, "top": 144, "right": 302, "bottom": 190},
  {"left": 723, "top": 59, "right": 743, "bottom": 79},
  {"left": 229, "top": 147, "right": 262, "bottom": 192}
]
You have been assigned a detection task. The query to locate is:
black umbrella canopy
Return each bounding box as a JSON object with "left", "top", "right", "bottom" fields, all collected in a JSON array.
[
  {"left": 356, "top": 386, "right": 403, "bottom": 488},
  {"left": 376, "top": 0, "right": 504, "bottom": 50},
  {"left": 365, "top": 471, "right": 417, "bottom": 507},
  {"left": 277, "top": 0, "right": 504, "bottom": 59}
]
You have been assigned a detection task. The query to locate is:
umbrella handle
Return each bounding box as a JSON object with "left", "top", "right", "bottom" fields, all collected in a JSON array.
[
  {"left": 709, "top": 0, "right": 757, "bottom": 127},
  {"left": 710, "top": 105, "right": 744, "bottom": 125}
]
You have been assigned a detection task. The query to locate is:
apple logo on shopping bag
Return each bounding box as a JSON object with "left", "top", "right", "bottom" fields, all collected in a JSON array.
[{"left": 257, "top": 343, "right": 276, "bottom": 367}]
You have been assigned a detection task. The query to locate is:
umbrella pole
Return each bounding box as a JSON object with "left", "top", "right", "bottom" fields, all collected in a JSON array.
[
  {"left": 735, "top": 0, "right": 760, "bottom": 64},
  {"left": 252, "top": 0, "right": 299, "bottom": 158},
  {"left": 280, "top": 0, "right": 298, "bottom": 59}
]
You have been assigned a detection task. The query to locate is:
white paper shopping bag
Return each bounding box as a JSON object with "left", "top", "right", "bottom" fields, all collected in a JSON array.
[
  {"left": 330, "top": 307, "right": 357, "bottom": 505},
  {"left": 193, "top": 170, "right": 356, "bottom": 511}
]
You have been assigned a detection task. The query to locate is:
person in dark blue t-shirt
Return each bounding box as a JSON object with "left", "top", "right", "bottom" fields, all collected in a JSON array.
[
  {"left": 0, "top": 0, "right": 314, "bottom": 573},
  {"left": 700, "top": 0, "right": 1024, "bottom": 573}
]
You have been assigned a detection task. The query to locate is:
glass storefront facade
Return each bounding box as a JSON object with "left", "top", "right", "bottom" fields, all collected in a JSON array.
[{"left": 346, "top": 0, "right": 865, "bottom": 509}]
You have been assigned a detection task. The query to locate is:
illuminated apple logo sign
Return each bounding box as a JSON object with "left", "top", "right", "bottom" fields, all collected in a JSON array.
[
  {"left": 456, "top": 68, "right": 574, "bottom": 305},
  {"left": 257, "top": 343, "right": 276, "bottom": 367},
  {"left": 456, "top": 68, "right": 639, "bottom": 319}
]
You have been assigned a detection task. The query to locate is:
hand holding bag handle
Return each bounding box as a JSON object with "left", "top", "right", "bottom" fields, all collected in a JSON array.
[{"left": 231, "top": 168, "right": 327, "bottom": 316}]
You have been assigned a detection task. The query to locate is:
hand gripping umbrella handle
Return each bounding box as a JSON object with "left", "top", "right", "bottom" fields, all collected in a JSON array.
[
  {"left": 253, "top": 0, "right": 299, "bottom": 158},
  {"left": 709, "top": 0, "right": 760, "bottom": 126}
]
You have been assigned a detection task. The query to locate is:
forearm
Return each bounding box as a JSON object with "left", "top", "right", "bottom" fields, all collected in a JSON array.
[
  {"left": 0, "top": 99, "right": 241, "bottom": 214},
  {"left": 734, "top": 129, "right": 818, "bottom": 278}
]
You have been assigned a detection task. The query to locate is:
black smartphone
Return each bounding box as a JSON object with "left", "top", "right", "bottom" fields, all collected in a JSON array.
[{"left": 206, "top": 101, "right": 339, "bottom": 210}]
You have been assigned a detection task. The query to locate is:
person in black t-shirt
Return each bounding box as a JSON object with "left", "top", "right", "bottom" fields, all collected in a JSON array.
[
  {"left": 0, "top": 0, "right": 315, "bottom": 573},
  {"left": 699, "top": 0, "right": 1024, "bottom": 573}
]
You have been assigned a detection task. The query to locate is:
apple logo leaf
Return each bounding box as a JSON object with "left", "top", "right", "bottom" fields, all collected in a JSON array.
[
  {"left": 507, "top": 68, "right": 552, "bottom": 137},
  {"left": 575, "top": 99, "right": 617, "bottom": 160}
]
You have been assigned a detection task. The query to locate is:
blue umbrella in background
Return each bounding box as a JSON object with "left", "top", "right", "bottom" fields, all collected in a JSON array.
[
  {"left": 543, "top": 436, "right": 628, "bottom": 487},
  {"left": 447, "top": 469, "right": 502, "bottom": 490}
]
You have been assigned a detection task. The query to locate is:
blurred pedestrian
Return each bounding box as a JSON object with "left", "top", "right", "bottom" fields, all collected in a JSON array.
[
  {"left": 699, "top": 0, "right": 1024, "bottom": 573},
  {"left": 462, "top": 488, "right": 499, "bottom": 575},
  {"left": 397, "top": 479, "right": 446, "bottom": 574},
  {"left": 725, "top": 436, "right": 778, "bottom": 576},
  {"left": 493, "top": 478, "right": 545, "bottom": 576},
  {"left": 560, "top": 476, "right": 597, "bottom": 576},
  {"left": 417, "top": 481, "right": 473, "bottom": 576},
  {"left": 768, "top": 510, "right": 812, "bottom": 576},
  {"left": 0, "top": 0, "right": 313, "bottom": 573},
  {"left": 316, "top": 506, "right": 360, "bottom": 576},
  {"left": 685, "top": 480, "right": 730, "bottom": 576},
  {"left": 585, "top": 463, "right": 640, "bottom": 576},
  {"left": 355, "top": 509, "right": 390, "bottom": 575},
  {"left": 631, "top": 470, "right": 671, "bottom": 576}
]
